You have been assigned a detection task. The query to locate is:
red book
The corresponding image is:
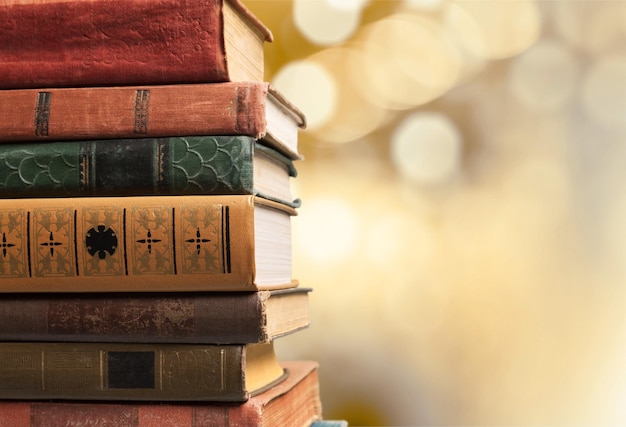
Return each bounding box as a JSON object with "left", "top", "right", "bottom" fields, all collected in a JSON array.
[
  {"left": 0, "top": 0, "right": 273, "bottom": 89},
  {"left": 0, "top": 82, "right": 305, "bottom": 160},
  {"left": 0, "top": 361, "right": 322, "bottom": 427}
]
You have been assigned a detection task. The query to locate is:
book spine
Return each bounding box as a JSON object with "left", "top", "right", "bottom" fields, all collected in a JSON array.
[
  {"left": 0, "top": 292, "right": 267, "bottom": 343},
  {"left": 0, "top": 402, "right": 322, "bottom": 427},
  {"left": 0, "top": 136, "right": 259, "bottom": 198},
  {"left": 0, "top": 343, "right": 249, "bottom": 401},
  {"left": 0, "top": 0, "right": 229, "bottom": 89},
  {"left": 0, "top": 83, "right": 269, "bottom": 143},
  {"left": 0, "top": 361, "right": 321, "bottom": 426},
  {"left": 0, "top": 194, "right": 285, "bottom": 292}
]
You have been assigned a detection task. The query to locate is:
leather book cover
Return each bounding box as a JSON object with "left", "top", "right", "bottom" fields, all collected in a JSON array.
[
  {"left": 0, "top": 194, "right": 297, "bottom": 292},
  {"left": 0, "top": 136, "right": 299, "bottom": 207},
  {"left": 0, "top": 288, "right": 311, "bottom": 344},
  {"left": 0, "top": 361, "right": 321, "bottom": 426},
  {"left": 0, "top": 342, "right": 286, "bottom": 402},
  {"left": 0, "top": 82, "right": 305, "bottom": 160},
  {"left": 0, "top": 0, "right": 273, "bottom": 88}
]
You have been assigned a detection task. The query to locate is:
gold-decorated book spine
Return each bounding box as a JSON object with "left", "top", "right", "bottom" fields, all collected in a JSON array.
[{"left": 0, "top": 195, "right": 295, "bottom": 292}]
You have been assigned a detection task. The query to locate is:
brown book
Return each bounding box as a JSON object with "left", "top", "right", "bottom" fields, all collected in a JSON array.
[
  {"left": 0, "top": 341, "right": 285, "bottom": 402},
  {"left": 0, "top": 194, "right": 296, "bottom": 292},
  {"left": 0, "top": 82, "right": 306, "bottom": 160},
  {"left": 0, "top": 288, "right": 311, "bottom": 344},
  {"left": 0, "top": 361, "right": 321, "bottom": 426},
  {"left": 0, "top": 0, "right": 273, "bottom": 89}
]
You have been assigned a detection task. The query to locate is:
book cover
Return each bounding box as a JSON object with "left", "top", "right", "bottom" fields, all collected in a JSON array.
[
  {"left": 0, "top": 361, "right": 321, "bottom": 426},
  {"left": 0, "top": 341, "right": 285, "bottom": 402},
  {"left": 0, "top": 82, "right": 305, "bottom": 160},
  {"left": 0, "top": 136, "right": 300, "bottom": 207},
  {"left": 0, "top": 195, "right": 296, "bottom": 292},
  {"left": 0, "top": 0, "right": 273, "bottom": 88},
  {"left": 0, "top": 288, "right": 311, "bottom": 344}
]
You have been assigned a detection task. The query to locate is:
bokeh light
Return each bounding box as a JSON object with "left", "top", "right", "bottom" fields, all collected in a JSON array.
[
  {"left": 293, "top": 0, "right": 363, "bottom": 46},
  {"left": 353, "top": 13, "right": 462, "bottom": 110},
  {"left": 304, "top": 46, "right": 390, "bottom": 144},
  {"left": 271, "top": 60, "right": 338, "bottom": 131},
  {"left": 390, "top": 112, "right": 462, "bottom": 185},
  {"left": 293, "top": 197, "right": 359, "bottom": 265},
  {"left": 326, "top": 0, "right": 369, "bottom": 12},
  {"left": 444, "top": 0, "right": 541, "bottom": 60},
  {"left": 507, "top": 39, "right": 579, "bottom": 113}
]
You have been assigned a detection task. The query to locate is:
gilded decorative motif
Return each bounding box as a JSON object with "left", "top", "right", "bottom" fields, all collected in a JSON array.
[
  {"left": 33, "top": 208, "right": 73, "bottom": 277},
  {"left": 81, "top": 207, "right": 124, "bottom": 276},
  {"left": 181, "top": 204, "right": 225, "bottom": 275},
  {"left": 0, "top": 209, "right": 27, "bottom": 278}
]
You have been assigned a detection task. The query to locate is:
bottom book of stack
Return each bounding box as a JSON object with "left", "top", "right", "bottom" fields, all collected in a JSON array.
[{"left": 0, "top": 361, "right": 322, "bottom": 426}]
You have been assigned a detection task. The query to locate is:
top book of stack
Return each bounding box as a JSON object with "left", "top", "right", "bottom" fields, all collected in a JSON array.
[{"left": 0, "top": 0, "right": 273, "bottom": 89}]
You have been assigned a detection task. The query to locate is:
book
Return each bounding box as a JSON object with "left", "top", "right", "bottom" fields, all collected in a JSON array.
[
  {"left": 0, "top": 82, "right": 306, "bottom": 160},
  {"left": 0, "top": 360, "right": 321, "bottom": 426},
  {"left": 0, "top": 341, "right": 285, "bottom": 402},
  {"left": 0, "top": 194, "right": 296, "bottom": 292},
  {"left": 0, "top": 0, "right": 273, "bottom": 89},
  {"left": 0, "top": 135, "right": 300, "bottom": 207},
  {"left": 0, "top": 287, "right": 311, "bottom": 344}
]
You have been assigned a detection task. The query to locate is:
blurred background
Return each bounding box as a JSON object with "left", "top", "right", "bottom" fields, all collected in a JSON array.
[{"left": 242, "top": 1, "right": 626, "bottom": 425}]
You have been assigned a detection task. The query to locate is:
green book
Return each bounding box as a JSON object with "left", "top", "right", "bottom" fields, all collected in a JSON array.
[
  {"left": 0, "top": 135, "right": 300, "bottom": 207},
  {"left": 0, "top": 341, "right": 286, "bottom": 402}
]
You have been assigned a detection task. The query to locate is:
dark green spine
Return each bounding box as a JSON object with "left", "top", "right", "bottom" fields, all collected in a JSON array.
[{"left": 0, "top": 136, "right": 278, "bottom": 198}]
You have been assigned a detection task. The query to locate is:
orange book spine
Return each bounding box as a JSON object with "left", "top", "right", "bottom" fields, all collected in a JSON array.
[
  {"left": 0, "top": 194, "right": 295, "bottom": 292},
  {"left": 0, "top": 82, "right": 270, "bottom": 142}
]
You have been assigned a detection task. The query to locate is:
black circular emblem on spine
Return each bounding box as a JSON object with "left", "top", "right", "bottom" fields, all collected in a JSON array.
[{"left": 86, "top": 225, "right": 117, "bottom": 259}]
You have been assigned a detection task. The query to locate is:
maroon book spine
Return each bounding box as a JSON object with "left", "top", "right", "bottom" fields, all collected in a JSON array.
[{"left": 0, "top": 0, "right": 271, "bottom": 89}]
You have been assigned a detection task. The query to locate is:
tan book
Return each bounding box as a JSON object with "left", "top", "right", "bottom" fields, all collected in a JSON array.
[
  {"left": 0, "top": 195, "right": 296, "bottom": 292},
  {"left": 0, "top": 82, "right": 306, "bottom": 160},
  {"left": 0, "top": 0, "right": 273, "bottom": 89},
  {"left": 0, "top": 341, "right": 285, "bottom": 402},
  {"left": 0, "top": 360, "right": 322, "bottom": 426}
]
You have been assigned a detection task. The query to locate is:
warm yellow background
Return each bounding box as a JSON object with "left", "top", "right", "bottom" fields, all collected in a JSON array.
[{"left": 243, "top": 1, "right": 626, "bottom": 425}]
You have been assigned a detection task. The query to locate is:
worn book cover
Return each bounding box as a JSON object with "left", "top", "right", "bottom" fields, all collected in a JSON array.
[
  {"left": 0, "top": 0, "right": 273, "bottom": 88},
  {"left": 0, "top": 288, "right": 311, "bottom": 343},
  {"left": 0, "top": 342, "right": 285, "bottom": 401},
  {"left": 0, "top": 82, "right": 305, "bottom": 160},
  {"left": 0, "top": 361, "right": 321, "bottom": 426}
]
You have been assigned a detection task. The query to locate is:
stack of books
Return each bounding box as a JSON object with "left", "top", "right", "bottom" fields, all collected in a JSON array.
[{"left": 0, "top": 0, "right": 341, "bottom": 425}]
